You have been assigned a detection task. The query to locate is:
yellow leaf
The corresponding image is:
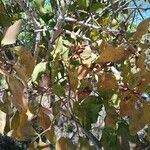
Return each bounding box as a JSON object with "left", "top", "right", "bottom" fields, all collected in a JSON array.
[
  {"left": 51, "top": 36, "right": 63, "bottom": 59},
  {"left": 11, "top": 111, "right": 20, "bottom": 130},
  {"left": 13, "top": 46, "right": 35, "bottom": 82},
  {"left": 1, "top": 20, "right": 22, "bottom": 46},
  {"left": 80, "top": 45, "right": 93, "bottom": 67}
]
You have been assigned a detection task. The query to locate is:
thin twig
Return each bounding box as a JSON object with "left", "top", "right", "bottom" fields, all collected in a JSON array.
[
  {"left": 130, "top": 9, "right": 136, "bottom": 29},
  {"left": 64, "top": 29, "right": 91, "bottom": 41},
  {"left": 132, "top": 0, "right": 144, "bottom": 20},
  {"left": 114, "top": 0, "right": 132, "bottom": 14},
  {"left": 64, "top": 17, "right": 102, "bottom": 29},
  {"left": 62, "top": 112, "right": 102, "bottom": 150},
  {"left": 15, "top": 0, "right": 40, "bottom": 29},
  {"left": 48, "top": 1, "right": 71, "bottom": 52},
  {"left": 34, "top": 32, "right": 41, "bottom": 61}
]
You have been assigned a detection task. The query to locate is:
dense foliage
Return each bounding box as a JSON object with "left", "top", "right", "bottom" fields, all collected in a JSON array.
[{"left": 0, "top": 0, "right": 150, "bottom": 149}]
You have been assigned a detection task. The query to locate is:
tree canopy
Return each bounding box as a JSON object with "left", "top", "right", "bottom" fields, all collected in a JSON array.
[{"left": 0, "top": 0, "right": 150, "bottom": 149}]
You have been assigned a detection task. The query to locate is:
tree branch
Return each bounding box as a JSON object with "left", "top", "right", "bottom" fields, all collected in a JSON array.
[
  {"left": 15, "top": 0, "right": 40, "bottom": 29},
  {"left": 132, "top": 0, "right": 144, "bottom": 20},
  {"left": 48, "top": 0, "right": 71, "bottom": 52},
  {"left": 64, "top": 29, "right": 91, "bottom": 41}
]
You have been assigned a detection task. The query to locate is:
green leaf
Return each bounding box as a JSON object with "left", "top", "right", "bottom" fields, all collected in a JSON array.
[
  {"left": 53, "top": 83, "right": 65, "bottom": 97},
  {"left": 0, "top": 14, "right": 11, "bottom": 27},
  {"left": 74, "top": 96, "right": 102, "bottom": 130},
  {"left": 91, "top": 2, "right": 104, "bottom": 13},
  {"left": 77, "top": 0, "right": 89, "bottom": 9},
  {"left": 117, "top": 120, "right": 141, "bottom": 148},
  {"left": 34, "top": 0, "right": 46, "bottom": 15},
  {"left": 31, "top": 61, "right": 47, "bottom": 84},
  {"left": 79, "top": 137, "right": 96, "bottom": 150},
  {"left": 51, "top": 36, "right": 63, "bottom": 59},
  {"left": 52, "top": 100, "right": 61, "bottom": 116},
  {"left": 101, "top": 128, "right": 120, "bottom": 150}
]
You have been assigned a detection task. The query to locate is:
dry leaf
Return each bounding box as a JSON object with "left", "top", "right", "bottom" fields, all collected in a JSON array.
[
  {"left": 97, "top": 44, "right": 126, "bottom": 63},
  {"left": 136, "top": 51, "right": 146, "bottom": 70},
  {"left": 129, "top": 109, "right": 146, "bottom": 134},
  {"left": 105, "top": 109, "right": 118, "bottom": 128},
  {"left": 78, "top": 65, "right": 90, "bottom": 80},
  {"left": 97, "top": 73, "right": 118, "bottom": 91},
  {"left": 119, "top": 93, "right": 137, "bottom": 117},
  {"left": 13, "top": 46, "right": 35, "bottom": 82},
  {"left": 143, "top": 101, "right": 150, "bottom": 123},
  {"left": 8, "top": 77, "right": 28, "bottom": 111},
  {"left": 14, "top": 112, "right": 35, "bottom": 140},
  {"left": 37, "top": 139, "right": 50, "bottom": 150},
  {"left": 55, "top": 137, "right": 71, "bottom": 150},
  {"left": 0, "top": 110, "right": 6, "bottom": 134},
  {"left": 1, "top": 20, "right": 22, "bottom": 46},
  {"left": 133, "top": 18, "right": 150, "bottom": 41},
  {"left": 39, "top": 107, "right": 56, "bottom": 144},
  {"left": 68, "top": 68, "right": 78, "bottom": 92}
]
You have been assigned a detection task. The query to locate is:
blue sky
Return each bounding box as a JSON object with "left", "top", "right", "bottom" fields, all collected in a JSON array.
[
  {"left": 45, "top": 0, "right": 150, "bottom": 24},
  {"left": 130, "top": 1, "right": 150, "bottom": 24}
]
